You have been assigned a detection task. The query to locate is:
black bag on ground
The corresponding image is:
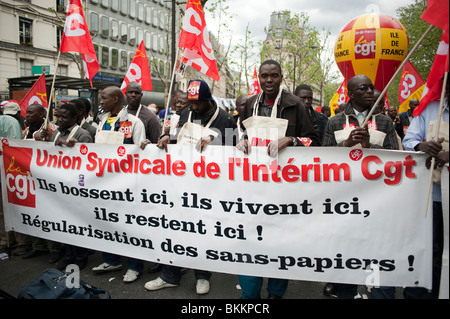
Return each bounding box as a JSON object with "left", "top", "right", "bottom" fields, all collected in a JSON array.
[{"left": 18, "top": 268, "right": 111, "bottom": 299}]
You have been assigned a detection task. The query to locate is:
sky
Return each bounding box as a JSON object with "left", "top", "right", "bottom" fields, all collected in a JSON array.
[{"left": 203, "top": 0, "right": 416, "bottom": 77}]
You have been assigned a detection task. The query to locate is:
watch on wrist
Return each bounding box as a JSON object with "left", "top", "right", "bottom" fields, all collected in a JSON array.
[{"left": 291, "top": 137, "right": 299, "bottom": 146}]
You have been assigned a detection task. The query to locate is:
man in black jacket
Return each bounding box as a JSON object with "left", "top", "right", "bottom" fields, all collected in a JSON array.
[
  {"left": 236, "top": 60, "right": 319, "bottom": 299},
  {"left": 237, "top": 60, "right": 320, "bottom": 158},
  {"left": 295, "top": 84, "right": 328, "bottom": 142}
]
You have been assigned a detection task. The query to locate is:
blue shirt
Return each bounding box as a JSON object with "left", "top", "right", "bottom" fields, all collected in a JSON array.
[{"left": 403, "top": 99, "right": 449, "bottom": 202}]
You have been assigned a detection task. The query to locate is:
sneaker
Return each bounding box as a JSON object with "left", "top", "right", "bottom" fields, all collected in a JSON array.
[
  {"left": 144, "top": 277, "right": 178, "bottom": 291},
  {"left": 196, "top": 279, "right": 210, "bottom": 295},
  {"left": 123, "top": 269, "right": 141, "bottom": 283},
  {"left": 92, "top": 262, "right": 122, "bottom": 274}
]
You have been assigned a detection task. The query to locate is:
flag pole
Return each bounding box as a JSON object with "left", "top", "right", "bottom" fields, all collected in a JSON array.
[
  {"left": 361, "top": 24, "right": 435, "bottom": 128},
  {"left": 44, "top": 50, "right": 62, "bottom": 128},
  {"left": 162, "top": 46, "right": 181, "bottom": 133},
  {"left": 423, "top": 70, "right": 448, "bottom": 218}
]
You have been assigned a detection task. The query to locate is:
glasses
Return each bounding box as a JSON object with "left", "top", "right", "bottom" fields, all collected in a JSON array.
[{"left": 352, "top": 85, "right": 374, "bottom": 92}]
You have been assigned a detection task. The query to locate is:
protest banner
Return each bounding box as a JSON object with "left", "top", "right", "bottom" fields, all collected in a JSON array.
[{"left": 0, "top": 139, "right": 432, "bottom": 288}]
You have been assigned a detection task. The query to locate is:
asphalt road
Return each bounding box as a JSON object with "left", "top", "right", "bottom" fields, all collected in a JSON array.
[
  {"left": 0, "top": 249, "right": 337, "bottom": 299},
  {"left": 1, "top": 248, "right": 414, "bottom": 317}
]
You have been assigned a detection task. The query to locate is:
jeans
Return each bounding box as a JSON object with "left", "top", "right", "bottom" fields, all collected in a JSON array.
[
  {"left": 102, "top": 252, "right": 144, "bottom": 273},
  {"left": 160, "top": 265, "right": 211, "bottom": 285},
  {"left": 238, "top": 276, "right": 288, "bottom": 299}
]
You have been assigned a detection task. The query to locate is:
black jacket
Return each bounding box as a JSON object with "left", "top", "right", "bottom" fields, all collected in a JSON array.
[
  {"left": 241, "top": 90, "right": 320, "bottom": 146},
  {"left": 175, "top": 104, "right": 238, "bottom": 146}
]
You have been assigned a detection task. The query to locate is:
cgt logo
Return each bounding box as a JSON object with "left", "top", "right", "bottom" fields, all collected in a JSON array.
[
  {"left": 354, "top": 29, "right": 376, "bottom": 59},
  {"left": 2, "top": 145, "right": 36, "bottom": 208}
]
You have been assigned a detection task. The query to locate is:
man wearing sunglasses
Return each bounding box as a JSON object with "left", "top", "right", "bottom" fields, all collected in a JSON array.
[
  {"left": 322, "top": 74, "right": 398, "bottom": 299},
  {"left": 322, "top": 74, "right": 398, "bottom": 150}
]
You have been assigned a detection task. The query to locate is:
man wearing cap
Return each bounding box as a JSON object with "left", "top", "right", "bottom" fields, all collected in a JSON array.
[
  {"left": 145, "top": 79, "right": 237, "bottom": 295},
  {"left": 0, "top": 102, "right": 23, "bottom": 255},
  {"left": 154, "top": 79, "right": 238, "bottom": 152},
  {"left": 0, "top": 102, "right": 22, "bottom": 139}
]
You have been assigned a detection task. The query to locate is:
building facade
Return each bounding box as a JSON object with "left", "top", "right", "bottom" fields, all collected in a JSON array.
[
  {"left": 262, "top": 11, "right": 322, "bottom": 108},
  {"left": 1, "top": 0, "right": 238, "bottom": 110}
]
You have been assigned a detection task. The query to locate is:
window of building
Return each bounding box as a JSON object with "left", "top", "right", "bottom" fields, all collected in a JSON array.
[
  {"left": 93, "top": 44, "right": 100, "bottom": 61},
  {"left": 56, "top": 26, "right": 63, "bottom": 49},
  {"left": 120, "top": 22, "right": 128, "bottom": 43},
  {"left": 90, "top": 12, "right": 99, "bottom": 35},
  {"left": 137, "top": 28, "right": 144, "bottom": 46},
  {"left": 145, "top": 31, "right": 151, "bottom": 50},
  {"left": 57, "top": 65, "right": 69, "bottom": 95},
  {"left": 101, "top": 0, "right": 108, "bottom": 8},
  {"left": 159, "top": 12, "right": 165, "bottom": 30},
  {"left": 159, "top": 35, "right": 165, "bottom": 54},
  {"left": 120, "top": 50, "right": 128, "bottom": 71},
  {"left": 152, "top": 9, "right": 158, "bottom": 27},
  {"left": 145, "top": 6, "right": 152, "bottom": 25},
  {"left": 137, "top": 2, "right": 144, "bottom": 22},
  {"left": 56, "top": 0, "right": 68, "bottom": 13},
  {"left": 19, "top": 17, "right": 32, "bottom": 45},
  {"left": 111, "top": 48, "right": 119, "bottom": 69},
  {"left": 129, "top": 25, "right": 136, "bottom": 46},
  {"left": 129, "top": 0, "right": 136, "bottom": 19},
  {"left": 152, "top": 33, "right": 158, "bottom": 52},
  {"left": 101, "top": 16, "right": 109, "bottom": 38},
  {"left": 20, "top": 59, "right": 33, "bottom": 76},
  {"left": 120, "top": 0, "right": 128, "bottom": 16},
  {"left": 101, "top": 46, "right": 109, "bottom": 68},
  {"left": 111, "top": 0, "right": 118, "bottom": 12},
  {"left": 56, "top": 65, "right": 68, "bottom": 76},
  {"left": 111, "top": 19, "right": 119, "bottom": 41}
]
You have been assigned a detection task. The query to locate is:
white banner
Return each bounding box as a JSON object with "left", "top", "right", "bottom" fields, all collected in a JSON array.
[{"left": 0, "top": 138, "right": 433, "bottom": 288}]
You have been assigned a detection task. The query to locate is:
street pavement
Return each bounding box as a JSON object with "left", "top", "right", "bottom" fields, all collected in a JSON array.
[
  {"left": 0, "top": 249, "right": 337, "bottom": 299},
  {"left": 0, "top": 248, "right": 412, "bottom": 316}
]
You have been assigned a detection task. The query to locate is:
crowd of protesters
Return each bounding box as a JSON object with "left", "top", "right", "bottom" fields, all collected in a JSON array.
[{"left": 0, "top": 59, "right": 448, "bottom": 299}]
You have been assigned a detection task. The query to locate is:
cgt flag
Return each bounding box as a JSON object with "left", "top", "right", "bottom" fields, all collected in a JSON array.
[
  {"left": 414, "top": 0, "right": 449, "bottom": 116},
  {"left": 179, "top": 0, "right": 220, "bottom": 82},
  {"left": 329, "top": 80, "right": 349, "bottom": 116},
  {"left": 59, "top": 0, "right": 99, "bottom": 87},
  {"left": 249, "top": 66, "right": 261, "bottom": 96},
  {"left": 398, "top": 61, "right": 425, "bottom": 113},
  {"left": 18, "top": 73, "right": 48, "bottom": 118},
  {"left": 120, "top": 41, "right": 152, "bottom": 94},
  {"left": 414, "top": 30, "right": 449, "bottom": 116}
]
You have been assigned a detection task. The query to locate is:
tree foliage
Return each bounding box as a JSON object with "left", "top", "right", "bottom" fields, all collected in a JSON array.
[{"left": 387, "top": 0, "right": 442, "bottom": 105}]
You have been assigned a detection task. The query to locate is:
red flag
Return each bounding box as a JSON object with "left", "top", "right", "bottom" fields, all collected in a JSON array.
[
  {"left": 249, "top": 66, "right": 261, "bottom": 96},
  {"left": 384, "top": 92, "right": 390, "bottom": 109},
  {"left": 414, "top": 30, "right": 449, "bottom": 116},
  {"left": 420, "top": 0, "right": 449, "bottom": 32},
  {"left": 18, "top": 73, "right": 48, "bottom": 117},
  {"left": 328, "top": 80, "right": 349, "bottom": 116},
  {"left": 179, "top": 0, "right": 220, "bottom": 81},
  {"left": 398, "top": 61, "right": 425, "bottom": 113},
  {"left": 59, "top": 0, "right": 99, "bottom": 87},
  {"left": 120, "top": 41, "right": 152, "bottom": 93}
]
